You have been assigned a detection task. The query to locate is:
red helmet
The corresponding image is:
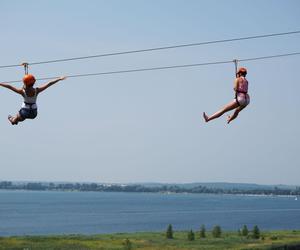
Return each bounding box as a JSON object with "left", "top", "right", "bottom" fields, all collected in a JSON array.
[
  {"left": 23, "top": 74, "right": 36, "bottom": 87},
  {"left": 237, "top": 67, "right": 247, "bottom": 75}
]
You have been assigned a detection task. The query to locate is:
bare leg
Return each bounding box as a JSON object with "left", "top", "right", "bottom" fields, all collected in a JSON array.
[
  {"left": 8, "top": 113, "right": 24, "bottom": 125},
  {"left": 204, "top": 100, "right": 239, "bottom": 122},
  {"left": 227, "top": 106, "right": 245, "bottom": 124}
]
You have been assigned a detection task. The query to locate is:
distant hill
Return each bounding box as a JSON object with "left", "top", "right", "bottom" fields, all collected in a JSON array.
[
  {"left": 0, "top": 181, "right": 300, "bottom": 194},
  {"left": 0, "top": 181, "right": 299, "bottom": 195},
  {"left": 135, "top": 182, "right": 298, "bottom": 190}
]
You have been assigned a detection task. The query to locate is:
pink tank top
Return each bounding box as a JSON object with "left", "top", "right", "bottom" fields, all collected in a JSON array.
[{"left": 237, "top": 77, "right": 248, "bottom": 93}]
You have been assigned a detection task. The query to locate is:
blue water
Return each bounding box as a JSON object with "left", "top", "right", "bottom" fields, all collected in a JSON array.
[{"left": 0, "top": 190, "right": 299, "bottom": 236}]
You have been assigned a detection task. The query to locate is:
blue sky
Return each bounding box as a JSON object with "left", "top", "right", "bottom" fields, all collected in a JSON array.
[{"left": 0, "top": 0, "right": 299, "bottom": 185}]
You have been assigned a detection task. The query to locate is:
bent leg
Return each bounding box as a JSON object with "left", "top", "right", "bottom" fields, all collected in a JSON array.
[
  {"left": 8, "top": 113, "right": 24, "bottom": 125},
  {"left": 204, "top": 100, "right": 239, "bottom": 122},
  {"left": 227, "top": 106, "right": 245, "bottom": 124}
]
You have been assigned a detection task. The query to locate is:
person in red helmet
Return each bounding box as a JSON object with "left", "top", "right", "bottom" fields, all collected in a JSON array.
[
  {"left": 203, "top": 67, "right": 250, "bottom": 124},
  {"left": 0, "top": 75, "right": 66, "bottom": 125}
]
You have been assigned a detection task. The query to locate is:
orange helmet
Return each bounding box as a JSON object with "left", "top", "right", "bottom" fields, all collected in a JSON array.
[
  {"left": 23, "top": 74, "right": 36, "bottom": 87},
  {"left": 237, "top": 67, "right": 247, "bottom": 75}
]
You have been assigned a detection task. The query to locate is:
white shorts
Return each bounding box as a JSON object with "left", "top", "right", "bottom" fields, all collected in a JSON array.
[{"left": 235, "top": 93, "right": 250, "bottom": 107}]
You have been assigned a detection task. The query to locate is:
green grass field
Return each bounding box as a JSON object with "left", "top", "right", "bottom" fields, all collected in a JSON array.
[{"left": 0, "top": 230, "right": 300, "bottom": 250}]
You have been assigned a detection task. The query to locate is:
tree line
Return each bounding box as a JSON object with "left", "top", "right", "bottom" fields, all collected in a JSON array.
[
  {"left": 0, "top": 181, "right": 299, "bottom": 196},
  {"left": 165, "top": 224, "right": 261, "bottom": 240},
  {"left": 124, "top": 224, "right": 261, "bottom": 250}
]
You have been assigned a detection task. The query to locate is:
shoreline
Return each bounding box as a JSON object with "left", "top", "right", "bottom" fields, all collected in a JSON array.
[
  {"left": 1, "top": 229, "right": 300, "bottom": 238},
  {"left": 0, "top": 188, "right": 298, "bottom": 198}
]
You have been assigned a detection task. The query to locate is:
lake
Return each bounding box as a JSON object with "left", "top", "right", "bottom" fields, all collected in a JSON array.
[{"left": 0, "top": 190, "right": 299, "bottom": 236}]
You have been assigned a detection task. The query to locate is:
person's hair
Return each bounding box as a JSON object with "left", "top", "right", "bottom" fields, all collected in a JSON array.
[
  {"left": 237, "top": 67, "right": 247, "bottom": 77},
  {"left": 23, "top": 74, "right": 36, "bottom": 87}
]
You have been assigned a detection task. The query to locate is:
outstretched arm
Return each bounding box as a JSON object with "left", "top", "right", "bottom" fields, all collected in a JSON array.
[
  {"left": 37, "top": 76, "right": 67, "bottom": 94},
  {"left": 0, "top": 83, "right": 23, "bottom": 95}
]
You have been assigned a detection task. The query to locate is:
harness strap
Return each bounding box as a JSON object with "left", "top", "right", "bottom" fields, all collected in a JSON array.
[
  {"left": 24, "top": 102, "right": 37, "bottom": 109},
  {"left": 236, "top": 90, "right": 248, "bottom": 94}
]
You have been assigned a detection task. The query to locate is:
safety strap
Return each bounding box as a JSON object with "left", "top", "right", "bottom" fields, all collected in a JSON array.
[
  {"left": 233, "top": 59, "right": 238, "bottom": 77},
  {"left": 22, "top": 62, "right": 29, "bottom": 75},
  {"left": 233, "top": 59, "right": 239, "bottom": 102}
]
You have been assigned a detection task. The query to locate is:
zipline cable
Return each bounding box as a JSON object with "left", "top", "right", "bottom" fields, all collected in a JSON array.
[
  {"left": 2, "top": 52, "right": 300, "bottom": 84},
  {"left": 0, "top": 30, "right": 300, "bottom": 69},
  {"left": 239, "top": 52, "right": 300, "bottom": 62}
]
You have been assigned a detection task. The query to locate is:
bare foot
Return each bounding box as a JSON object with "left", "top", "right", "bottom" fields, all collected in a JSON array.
[
  {"left": 8, "top": 115, "right": 13, "bottom": 125},
  {"left": 227, "top": 115, "right": 231, "bottom": 124},
  {"left": 203, "top": 112, "right": 209, "bottom": 122},
  {"left": 8, "top": 115, "right": 17, "bottom": 125}
]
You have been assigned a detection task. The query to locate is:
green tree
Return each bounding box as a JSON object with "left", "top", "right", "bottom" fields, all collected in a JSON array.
[
  {"left": 166, "top": 224, "right": 174, "bottom": 239},
  {"left": 187, "top": 230, "right": 195, "bottom": 241},
  {"left": 199, "top": 224, "right": 206, "bottom": 238},
  {"left": 242, "top": 225, "right": 249, "bottom": 236},
  {"left": 212, "top": 225, "right": 222, "bottom": 238},
  {"left": 123, "top": 238, "right": 132, "bottom": 250},
  {"left": 237, "top": 229, "right": 242, "bottom": 236},
  {"left": 252, "top": 225, "right": 260, "bottom": 239}
]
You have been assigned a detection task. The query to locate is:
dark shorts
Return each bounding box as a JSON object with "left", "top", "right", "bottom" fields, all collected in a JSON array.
[{"left": 19, "top": 108, "right": 38, "bottom": 120}]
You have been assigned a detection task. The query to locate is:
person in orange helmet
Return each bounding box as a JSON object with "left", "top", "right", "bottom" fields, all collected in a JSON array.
[
  {"left": 203, "top": 67, "right": 250, "bottom": 124},
  {"left": 0, "top": 74, "right": 66, "bottom": 125}
]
